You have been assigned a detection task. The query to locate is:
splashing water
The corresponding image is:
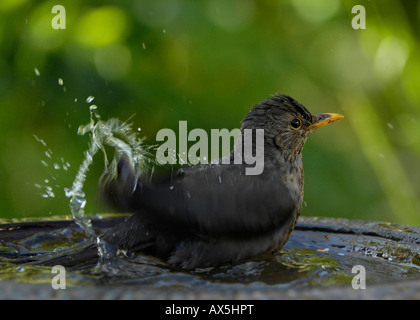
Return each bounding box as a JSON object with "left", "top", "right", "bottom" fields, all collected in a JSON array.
[
  {"left": 33, "top": 134, "right": 71, "bottom": 200},
  {"left": 64, "top": 102, "right": 152, "bottom": 238}
]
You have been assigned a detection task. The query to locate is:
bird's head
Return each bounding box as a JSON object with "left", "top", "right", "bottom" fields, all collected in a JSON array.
[{"left": 241, "top": 94, "right": 343, "bottom": 160}]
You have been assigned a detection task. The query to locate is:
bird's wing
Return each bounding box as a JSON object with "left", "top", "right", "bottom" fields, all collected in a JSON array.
[{"left": 128, "top": 163, "right": 297, "bottom": 237}]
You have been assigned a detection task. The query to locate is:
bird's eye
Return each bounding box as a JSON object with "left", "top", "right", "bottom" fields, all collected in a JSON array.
[{"left": 290, "top": 118, "right": 302, "bottom": 129}]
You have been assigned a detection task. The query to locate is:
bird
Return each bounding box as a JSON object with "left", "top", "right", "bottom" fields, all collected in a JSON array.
[{"left": 99, "top": 94, "right": 344, "bottom": 269}]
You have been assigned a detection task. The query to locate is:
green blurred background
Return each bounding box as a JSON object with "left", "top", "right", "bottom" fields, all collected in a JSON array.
[{"left": 0, "top": 0, "right": 419, "bottom": 225}]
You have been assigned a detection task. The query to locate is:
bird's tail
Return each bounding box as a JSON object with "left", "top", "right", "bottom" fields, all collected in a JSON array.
[{"left": 99, "top": 154, "right": 138, "bottom": 212}]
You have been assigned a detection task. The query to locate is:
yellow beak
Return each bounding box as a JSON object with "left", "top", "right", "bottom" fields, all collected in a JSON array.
[{"left": 307, "top": 113, "right": 344, "bottom": 131}]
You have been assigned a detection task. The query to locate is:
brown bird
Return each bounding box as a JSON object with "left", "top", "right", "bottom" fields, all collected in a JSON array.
[{"left": 100, "top": 94, "right": 344, "bottom": 269}]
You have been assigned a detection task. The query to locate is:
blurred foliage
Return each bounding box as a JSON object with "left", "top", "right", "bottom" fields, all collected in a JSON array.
[{"left": 0, "top": 0, "right": 419, "bottom": 225}]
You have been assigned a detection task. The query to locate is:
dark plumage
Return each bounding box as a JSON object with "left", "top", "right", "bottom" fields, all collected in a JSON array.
[{"left": 101, "top": 94, "right": 343, "bottom": 269}]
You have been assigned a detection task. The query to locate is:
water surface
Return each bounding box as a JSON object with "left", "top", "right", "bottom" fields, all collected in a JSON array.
[{"left": 1, "top": 216, "right": 419, "bottom": 292}]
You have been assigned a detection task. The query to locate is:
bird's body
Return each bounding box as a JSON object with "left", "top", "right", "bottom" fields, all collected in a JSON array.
[
  {"left": 101, "top": 94, "right": 343, "bottom": 269},
  {"left": 103, "top": 155, "right": 303, "bottom": 268}
]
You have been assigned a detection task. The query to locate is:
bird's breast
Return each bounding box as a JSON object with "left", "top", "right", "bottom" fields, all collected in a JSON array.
[{"left": 274, "top": 155, "right": 304, "bottom": 204}]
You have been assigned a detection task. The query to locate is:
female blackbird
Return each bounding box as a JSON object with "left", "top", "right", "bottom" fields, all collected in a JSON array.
[{"left": 101, "top": 94, "right": 343, "bottom": 269}]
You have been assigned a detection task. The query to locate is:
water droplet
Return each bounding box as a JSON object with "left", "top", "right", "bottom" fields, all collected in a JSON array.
[
  {"left": 33, "top": 134, "right": 47, "bottom": 147},
  {"left": 169, "top": 185, "right": 174, "bottom": 190},
  {"left": 64, "top": 188, "right": 72, "bottom": 198},
  {"left": 74, "top": 98, "right": 78, "bottom": 102},
  {"left": 34, "top": 68, "right": 40, "bottom": 76},
  {"left": 64, "top": 162, "right": 71, "bottom": 170},
  {"left": 86, "top": 96, "right": 95, "bottom": 103},
  {"left": 44, "top": 186, "right": 55, "bottom": 198},
  {"left": 387, "top": 123, "right": 394, "bottom": 129},
  {"left": 54, "top": 163, "right": 61, "bottom": 170},
  {"left": 116, "top": 249, "right": 129, "bottom": 258},
  {"left": 162, "top": 29, "right": 166, "bottom": 34},
  {"left": 142, "top": 42, "right": 146, "bottom": 50},
  {"left": 58, "top": 78, "right": 64, "bottom": 86},
  {"left": 89, "top": 105, "right": 98, "bottom": 111},
  {"left": 218, "top": 176, "right": 222, "bottom": 183},
  {"left": 16, "top": 266, "right": 25, "bottom": 272},
  {"left": 41, "top": 160, "right": 49, "bottom": 167}
]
